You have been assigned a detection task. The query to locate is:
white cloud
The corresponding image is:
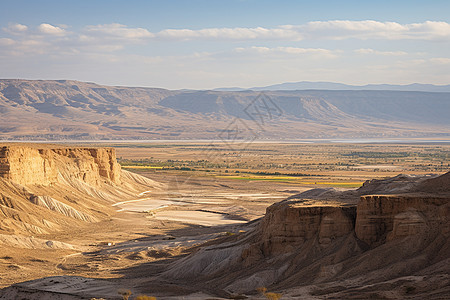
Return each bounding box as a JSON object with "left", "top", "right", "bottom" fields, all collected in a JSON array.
[
  {"left": 2, "top": 20, "right": 448, "bottom": 57},
  {"left": 234, "top": 46, "right": 337, "bottom": 58},
  {"left": 1, "top": 20, "right": 449, "bottom": 88},
  {"left": 38, "top": 23, "right": 66, "bottom": 36},
  {"left": 157, "top": 26, "right": 300, "bottom": 40},
  {"left": 2, "top": 23, "right": 28, "bottom": 34},
  {"left": 302, "top": 20, "right": 450, "bottom": 40},
  {"left": 84, "top": 23, "right": 154, "bottom": 40},
  {"left": 303, "top": 20, "right": 405, "bottom": 39},
  {"left": 354, "top": 48, "right": 408, "bottom": 56},
  {"left": 0, "top": 38, "right": 15, "bottom": 46},
  {"left": 153, "top": 20, "right": 450, "bottom": 41},
  {"left": 429, "top": 57, "right": 450, "bottom": 64}
]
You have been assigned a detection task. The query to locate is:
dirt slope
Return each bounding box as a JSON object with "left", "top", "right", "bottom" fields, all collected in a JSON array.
[
  {"left": 145, "top": 172, "right": 450, "bottom": 299},
  {"left": 0, "top": 159, "right": 448, "bottom": 299},
  {"left": 0, "top": 143, "right": 163, "bottom": 236}
]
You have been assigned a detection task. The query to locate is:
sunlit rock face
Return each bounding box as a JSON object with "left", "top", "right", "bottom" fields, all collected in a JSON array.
[
  {"left": 0, "top": 144, "right": 162, "bottom": 236},
  {"left": 0, "top": 145, "right": 121, "bottom": 186}
]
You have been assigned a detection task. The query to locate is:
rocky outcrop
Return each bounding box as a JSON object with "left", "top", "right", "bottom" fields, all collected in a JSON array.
[
  {"left": 0, "top": 146, "right": 57, "bottom": 186},
  {"left": 415, "top": 171, "right": 450, "bottom": 194},
  {"left": 0, "top": 145, "right": 121, "bottom": 186},
  {"left": 156, "top": 172, "right": 449, "bottom": 297},
  {"left": 355, "top": 194, "right": 448, "bottom": 246},
  {"left": 259, "top": 201, "right": 355, "bottom": 255},
  {"left": 0, "top": 143, "right": 163, "bottom": 235}
]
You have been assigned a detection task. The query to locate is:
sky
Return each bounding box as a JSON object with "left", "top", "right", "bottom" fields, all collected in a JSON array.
[{"left": 0, "top": 0, "right": 449, "bottom": 89}]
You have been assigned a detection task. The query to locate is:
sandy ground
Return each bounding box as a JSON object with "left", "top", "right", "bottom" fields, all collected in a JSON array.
[{"left": 0, "top": 172, "right": 301, "bottom": 295}]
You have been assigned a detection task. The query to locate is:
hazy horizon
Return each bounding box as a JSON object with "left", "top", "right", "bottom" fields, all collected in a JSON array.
[{"left": 1, "top": 0, "right": 449, "bottom": 89}]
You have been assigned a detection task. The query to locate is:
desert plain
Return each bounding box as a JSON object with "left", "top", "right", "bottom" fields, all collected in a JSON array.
[{"left": 0, "top": 141, "right": 449, "bottom": 299}]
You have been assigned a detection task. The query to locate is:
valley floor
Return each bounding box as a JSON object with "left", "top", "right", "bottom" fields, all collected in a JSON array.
[
  {"left": 0, "top": 142, "right": 448, "bottom": 299},
  {"left": 0, "top": 173, "right": 297, "bottom": 297}
]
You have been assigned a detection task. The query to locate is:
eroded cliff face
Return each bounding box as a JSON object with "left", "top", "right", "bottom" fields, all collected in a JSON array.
[
  {"left": 0, "top": 144, "right": 162, "bottom": 235},
  {"left": 159, "top": 172, "right": 449, "bottom": 296},
  {"left": 0, "top": 146, "right": 57, "bottom": 185},
  {"left": 259, "top": 201, "right": 356, "bottom": 255},
  {"left": 259, "top": 192, "right": 448, "bottom": 254},
  {"left": 355, "top": 194, "right": 449, "bottom": 246},
  {"left": 0, "top": 145, "right": 121, "bottom": 186}
]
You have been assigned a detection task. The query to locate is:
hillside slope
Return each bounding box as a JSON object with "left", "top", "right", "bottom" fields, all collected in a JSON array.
[
  {"left": 0, "top": 164, "right": 448, "bottom": 299},
  {"left": 0, "top": 143, "right": 163, "bottom": 236},
  {"left": 146, "top": 172, "right": 450, "bottom": 299},
  {"left": 1, "top": 79, "right": 449, "bottom": 140}
]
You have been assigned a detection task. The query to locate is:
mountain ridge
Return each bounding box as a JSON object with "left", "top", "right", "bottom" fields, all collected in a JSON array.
[
  {"left": 241, "top": 81, "right": 450, "bottom": 92},
  {"left": 0, "top": 79, "right": 449, "bottom": 140}
]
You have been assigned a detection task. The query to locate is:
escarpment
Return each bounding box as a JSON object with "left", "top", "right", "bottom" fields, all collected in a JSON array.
[
  {"left": 0, "top": 144, "right": 163, "bottom": 235},
  {"left": 157, "top": 172, "right": 449, "bottom": 296},
  {"left": 0, "top": 145, "right": 121, "bottom": 186},
  {"left": 355, "top": 194, "right": 449, "bottom": 246},
  {"left": 0, "top": 146, "right": 58, "bottom": 186},
  {"left": 260, "top": 201, "right": 356, "bottom": 255}
]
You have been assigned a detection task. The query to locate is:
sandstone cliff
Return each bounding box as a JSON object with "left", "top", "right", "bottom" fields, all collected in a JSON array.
[
  {"left": 0, "top": 145, "right": 121, "bottom": 186},
  {"left": 259, "top": 201, "right": 355, "bottom": 255},
  {"left": 355, "top": 194, "right": 448, "bottom": 246},
  {"left": 155, "top": 172, "right": 450, "bottom": 298},
  {"left": 0, "top": 143, "right": 163, "bottom": 235}
]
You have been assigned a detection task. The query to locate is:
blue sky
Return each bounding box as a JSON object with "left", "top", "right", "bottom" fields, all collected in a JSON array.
[{"left": 1, "top": 0, "right": 449, "bottom": 89}]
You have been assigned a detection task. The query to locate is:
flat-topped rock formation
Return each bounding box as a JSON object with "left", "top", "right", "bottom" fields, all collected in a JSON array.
[
  {"left": 0, "top": 154, "right": 447, "bottom": 299},
  {"left": 148, "top": 172, "right": 450, "bottom": 298},
  {"left": 0, "top": 145, "right": 120, "bottom": 186},
  {"left": 0, "top": 143, "right": 162, "bottom": 235},
  {"left": 260, "top": 201, "right": 356, "bottom": 255},
  {"left": 355, "top": 194, "right": 448, "bottom": 246}
]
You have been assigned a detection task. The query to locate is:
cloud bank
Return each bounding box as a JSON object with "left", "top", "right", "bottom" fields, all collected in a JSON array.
[
  {"left": 154, "top": 20, "right": 450, "bottom": 41},
  {"left": 0, "top": 20, "right": 449, "bottom": 88}
]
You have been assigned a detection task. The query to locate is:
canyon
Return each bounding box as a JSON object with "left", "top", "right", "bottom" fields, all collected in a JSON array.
[{"left": 0, "top": 144, "right": 448, "bottom": 299}]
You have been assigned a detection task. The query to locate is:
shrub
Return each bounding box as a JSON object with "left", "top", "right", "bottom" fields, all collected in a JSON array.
[
  {"left": 135, "top": 296, "right": 157, "bottom": 300},
  {"left": 264, "top": 292, "right": 282, "bottom": 300},
  {"left": 256, "top": 287, "right": 267, "bottom": 294}
]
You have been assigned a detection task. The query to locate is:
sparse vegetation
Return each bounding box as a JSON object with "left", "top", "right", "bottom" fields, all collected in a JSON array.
[
  {"left": 118, "top": 289, "right": 132, "bottom": 300},
  {"left": 256, "top": 287, "right": 267, "bottom": 294},
  {"left": 135, "top": 295, "right": 157, "bottom": 300},
  {"left": 264, "top": 293, "right": 282, "bottom": 300},
  {"left": 257, "top": 287, "right": 282, "bottom": 300},
  {"left": 117, "top": 290, "right": 157, "bottom": 300},
  {"left": 117, "top": 142, "right": 450, "bottom": 188}
]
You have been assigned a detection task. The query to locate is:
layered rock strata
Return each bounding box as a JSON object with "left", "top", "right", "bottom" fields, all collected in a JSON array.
[{"left": 0, "top": 145, "right": 120, "bottom": 186}]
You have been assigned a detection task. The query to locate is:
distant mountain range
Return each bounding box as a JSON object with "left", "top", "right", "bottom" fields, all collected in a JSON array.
[
  {"left": 214, "top": 81, "right": 450, "bottom": 92},
  {"left": 0, "top": 79, "right": 449, "bottom": 140}
]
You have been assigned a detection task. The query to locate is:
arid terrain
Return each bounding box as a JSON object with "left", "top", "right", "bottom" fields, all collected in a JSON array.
[
  {"left": 0, "top": 142, "right": 448, "bottom": 299},
  {"left": 2, "top": 0, "right": 450, "bottom": 298},
  {"left": 1, "top": 80, "right": 450, "bottom": 140}
]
